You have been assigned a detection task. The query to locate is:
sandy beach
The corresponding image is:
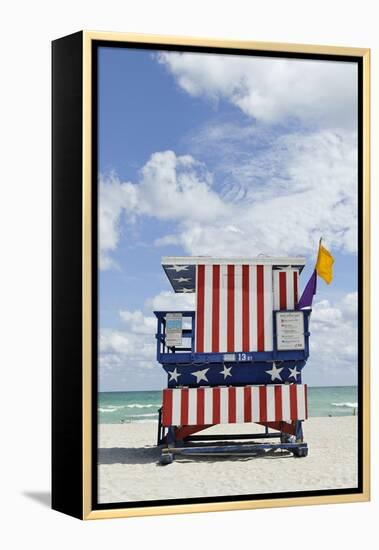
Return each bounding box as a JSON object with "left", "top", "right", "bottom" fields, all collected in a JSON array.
[{"left": 98, "top": 417, "right": 358, "bottom": 503}]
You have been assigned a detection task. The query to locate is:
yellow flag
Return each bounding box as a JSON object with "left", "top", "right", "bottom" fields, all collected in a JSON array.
[{"left": 316, "top": 243, "right": 334, "bottom": 284}]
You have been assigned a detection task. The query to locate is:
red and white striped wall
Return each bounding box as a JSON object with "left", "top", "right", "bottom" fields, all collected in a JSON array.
[
  {"left": 162, "top": 384, "right": 308, "bottom": 427},
  {"left": 273, "top": 268, "right": 299, "bottom": 310},
  {"left": 195, "top": 264, "right": 273, "bottom": 353}
]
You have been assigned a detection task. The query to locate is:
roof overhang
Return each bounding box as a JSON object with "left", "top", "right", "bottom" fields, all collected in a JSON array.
[{"left": 162, "top": 256, "right": 306, "bottom": 293}]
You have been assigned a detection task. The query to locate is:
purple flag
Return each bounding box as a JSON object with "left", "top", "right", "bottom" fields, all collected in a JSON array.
[{"left": 296, "top": 269, "right": 317, "bottom": 309}]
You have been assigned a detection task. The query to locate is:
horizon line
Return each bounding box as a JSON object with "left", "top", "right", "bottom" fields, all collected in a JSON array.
[{"left": 99, "top": 384, "right": 358, "bottom": 393}]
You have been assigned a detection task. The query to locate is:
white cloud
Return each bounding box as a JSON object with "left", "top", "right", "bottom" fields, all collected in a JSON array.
[
  {"left": 145, "top": 290, "right": 195, "bottom": 311},
  {"left": 305, "top": 294, "right": 358, "bottom": 386},
  {"left": 99, "top": 172, "right": 137, "bottom": 269},
  {"left": 99, "top": 326, "right": 158, "bottom": 391},
  {"left": 100, "top": 124, "right": 357, "bottom": 269},
  {"left": 99, "top": 151, "right": 225, "bottom": 269},
  {"left": 340, "top": 291, "right": 358, "bottom": 319},
  {"left": 99, "top": 328, "right": 156, "bottom": 377},
  {"left": 99, "top": 289, "right": 195, "bottom": 390},
  {"left": 311, "top": 300, "right": 343, "bottom": 324},
  {"left": 99, "top": 56, "right": 358, "bottom": 268},
  {"left": 119, "top": 309, "right": 156, "bottom": 335},
  {"left": 156, "top": 129, "right": 357, "bottom": 257},
  {"left": 137, "top": 151, "right": 225, "bottom": 222},
  {"left": 157, "top": 52, "right": 357, "bottom": 129}
]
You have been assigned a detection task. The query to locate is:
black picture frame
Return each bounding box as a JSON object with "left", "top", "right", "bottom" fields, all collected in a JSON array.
[{"left": 52, "top": 31, "right": 370, "bottom": 520}]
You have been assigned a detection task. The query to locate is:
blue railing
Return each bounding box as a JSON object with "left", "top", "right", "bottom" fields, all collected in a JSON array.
[
  {"left": 154, "top": 309, "right": 311, "bottom": 366},
  {"left": 154, "top": 310, "right": 195, "bottom": 356}
]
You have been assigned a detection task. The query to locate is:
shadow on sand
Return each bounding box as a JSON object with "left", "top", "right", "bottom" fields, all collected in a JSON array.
[
  {"left": 98, "top": 446, "right": 293, "bottom": 465},
  {"left": 98, "top": 446, "right": 161, "bottom": 465}
]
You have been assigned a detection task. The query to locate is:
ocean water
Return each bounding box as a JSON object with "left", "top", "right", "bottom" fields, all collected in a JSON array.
[{"left": 98, "top": 386, "right": 358, "bottom": 424}]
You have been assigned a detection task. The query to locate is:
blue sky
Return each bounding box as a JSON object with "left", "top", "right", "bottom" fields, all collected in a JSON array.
[
  {"left": 98, "top": 46, "right": 359, "bottom": 391},
  {"left": 98, "top": 47, "right": 211, "bottom": 179}
]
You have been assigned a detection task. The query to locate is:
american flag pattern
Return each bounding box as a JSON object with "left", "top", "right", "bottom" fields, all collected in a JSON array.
[
  {"left": 195, "top": 264, "right": 274, "bottom": 353},
  {"left": 273, "top": 268, "right": 299, "bottom": 310},
  {"left": 162, "top": 384, "right": 308, "bottom": 426},
  {"left": 195, "top": 264, "right": 300, "bottom": 353}
]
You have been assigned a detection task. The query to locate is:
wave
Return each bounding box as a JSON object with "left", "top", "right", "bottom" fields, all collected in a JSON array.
[
  {"left": 99, "top": 403, "right": 159, "bottom": 411},
  {"left": 99, "top": 403, "right": 160, "bottom": 413},
  {"left": 129, "top": 413, "right": 158, "bottom": 418},
  {"left": 126, "top": 403, "right": 159, "bottom": 409},
  {"left": 119, "top": 414, "right": 159, "bottom": 424},
  {"left": 331, "top": 402, "right": 358, "bottom": 409},
  {"left": 98, "top": 405, "right": 128, "bottom": 412}
]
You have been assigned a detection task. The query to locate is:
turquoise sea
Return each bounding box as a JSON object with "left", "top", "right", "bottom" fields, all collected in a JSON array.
[{"left": 98, "top": 386, "right": 358, "bottom": 424}]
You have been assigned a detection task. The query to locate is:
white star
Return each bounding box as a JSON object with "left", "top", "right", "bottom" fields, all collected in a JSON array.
[
  {"left": 168, "top": 368, "right": 181, "bottom": 382},
  {"left": 288, "top": 366, "right": 300, "bottom": 380},
  {"left": 174, "top": 277, "right": 191, "bottom": 283},
  {"left": 220, "top": 365, "right": 232, "bottom": 379},
  {"left": 166, "top": 265, "right": 189, "bottom": 272},
  {"left": 265, "top": 363, "right": 284, "bottom": 382},
  {"left": 177, "top": 288, "right": 194, "bottom": 293},
  {"left": 191, "top": 368, "right": 209, "bottom": 383}
]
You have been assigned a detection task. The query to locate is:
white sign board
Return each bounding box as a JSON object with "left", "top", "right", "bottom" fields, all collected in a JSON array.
[
  {"left": 165, "top": 313, "right": 183, "bottom": 347},
  {"left": 276, "top": 311, "right": 305, "bottom": 350}
]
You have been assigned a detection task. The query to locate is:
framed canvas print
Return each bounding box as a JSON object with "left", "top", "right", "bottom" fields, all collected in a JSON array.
[{"left": 52, "top": 31, "right": 370, "bottom": 520}]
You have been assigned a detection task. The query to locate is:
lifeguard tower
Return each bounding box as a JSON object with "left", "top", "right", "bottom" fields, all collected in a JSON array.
[{"left": 155, "top": 256, "right": 310, "bottom": 464}]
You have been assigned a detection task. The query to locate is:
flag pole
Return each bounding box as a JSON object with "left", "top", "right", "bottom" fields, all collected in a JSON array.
[{"left": 315, "top": 236, "right": 323, "bottom": 269}]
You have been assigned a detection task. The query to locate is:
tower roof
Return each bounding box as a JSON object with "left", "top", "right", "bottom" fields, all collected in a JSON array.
[{"left": 162, "top": 256, "right": 306, "bottom": 293}]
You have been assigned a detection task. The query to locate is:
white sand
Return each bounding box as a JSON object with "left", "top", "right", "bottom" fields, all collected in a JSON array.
[{"left": 98, "top": 417, "right": 358, "bottom": 503}]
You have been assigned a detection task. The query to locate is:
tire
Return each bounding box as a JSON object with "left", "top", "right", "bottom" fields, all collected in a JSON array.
[
  {"left": 293, "top": 446, "right": 308, "bottom": 458},
  {"left": 159, "top": 452, "right": 174, "bottom": 465}
]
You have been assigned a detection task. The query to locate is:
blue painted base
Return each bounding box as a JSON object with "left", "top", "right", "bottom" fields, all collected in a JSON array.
[
  {"left": 162, "top": 360, "right": 306, "bottom": 387},
  {"left": 159, "top": 429, "right": 308, "bottom": 461}
]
